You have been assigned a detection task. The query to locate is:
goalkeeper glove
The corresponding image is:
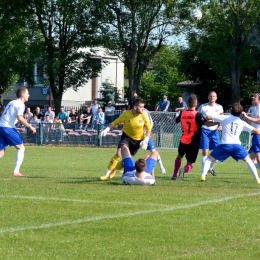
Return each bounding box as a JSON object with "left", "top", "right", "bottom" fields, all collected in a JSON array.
[
  {"left": 99, "top": 127, "right": 110, "bottom": 138},
  {"left": 139, "top": 136, "right": 149, "bottom": 150}
]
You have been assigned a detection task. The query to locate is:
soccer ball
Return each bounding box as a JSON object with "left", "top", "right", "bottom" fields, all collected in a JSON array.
[{"left": 191, "top": 9, "right": 202, "bottom": 20}]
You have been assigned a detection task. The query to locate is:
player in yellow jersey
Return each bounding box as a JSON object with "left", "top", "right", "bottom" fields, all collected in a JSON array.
[{"left": 99, "top": 98, "right": 151, "bottom": 180}]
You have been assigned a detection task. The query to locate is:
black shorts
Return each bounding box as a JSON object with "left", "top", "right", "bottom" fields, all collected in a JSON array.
[
  {"left": 118, "top": 132, "right": 142, "bottom": 157},
  {"left": 178, "top": 142, "right": 200, "bottom": 163}
]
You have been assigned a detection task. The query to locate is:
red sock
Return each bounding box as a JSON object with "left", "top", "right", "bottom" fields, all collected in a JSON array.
[
  {"left": 184, "top": 164, "right": 193, "bottom": 173},
  {"left": 173, "top": 158, "right": 181, "bottom": 177}
]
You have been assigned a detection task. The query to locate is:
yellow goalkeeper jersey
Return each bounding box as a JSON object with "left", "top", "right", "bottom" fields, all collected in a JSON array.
[{"left": 111, "top": 110, "right": 151, "bottom": 141}]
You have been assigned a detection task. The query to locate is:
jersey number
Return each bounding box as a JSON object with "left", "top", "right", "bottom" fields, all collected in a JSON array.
[
  {"left": 186, "top": 121, "right": 191, "bottom": 133},
  {"left": 230, "top": 122, "right": 238, "bottom": 135}
]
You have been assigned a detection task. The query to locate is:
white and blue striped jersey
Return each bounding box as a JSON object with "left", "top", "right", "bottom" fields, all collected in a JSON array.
[
  {"left": 198, "top": 103, "right": 223, "bottom": 131},
  {"left": 122, "top": 170, "right": 155, "bottom": 185},
  {"left": 0, "top": 99, "right": 25, "bottom": 128},
  {"left": 213, "top": 114, "right": 254, "bottom": 145}
]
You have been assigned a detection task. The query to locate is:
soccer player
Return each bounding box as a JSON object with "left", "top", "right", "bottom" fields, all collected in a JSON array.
[
  {"left": 170, "top": 94, "right": 208, "bottom": 180},
  {"left": 198, "top": 91, "right": 224, "bottom": 176},
  {"left": 99, "top": 98, "right": 151, "bottom": 180},
  {"left": 241, "top": 93, "right": 260, "bottom": 169},
  {"left": 121, "top": 144, "right": 156, "bottom": 185},
  {"left": 198, "top": 103, "right": 260, "bottom": 183},
  {"left": 0, "top": 87, "right": 36, "bottom": 176}
]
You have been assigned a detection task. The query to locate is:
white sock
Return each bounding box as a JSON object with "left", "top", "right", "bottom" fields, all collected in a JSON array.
[
  {"left": 201, "top": 156, "right": 207, "bottom": 164},
  {"left": 157, "top": 154, "right": 164, "bottom": 169},
  {"left": 246, "top": 159, "right": 260, "bottom": 180},
  {"left": 254, "top": 162, "right": 260, "bottom": 169},
  {"left": 202, "top": 158, "right": 211, "bottom": 177},
  {"left": 13, "top": 146, "right": 25, "bottom": 174},
  {"left": 210, "top": 160, "right": 218, "bottom": 170},
  {"left": 105, "top": 168, "right": 111, "bottom": 176}
]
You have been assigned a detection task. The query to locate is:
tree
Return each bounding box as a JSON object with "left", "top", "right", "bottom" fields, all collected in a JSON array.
[
  {"left": 140, "top": 45, "right": 185, "bottom": 107},
  {"left": 21, "top": 0, "right": 108, "bottom": 112},
  {"left": 102, "top": 0, "right": 185, "bottom": 97}
]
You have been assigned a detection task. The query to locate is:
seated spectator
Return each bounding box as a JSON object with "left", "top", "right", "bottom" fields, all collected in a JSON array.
[
  {"left": 92, "top": 107, "right": 105, "bottom": 130},
  {"left": 69, "top": 108, "right": 78, "bottom": 129},
  {"left": 155, "top": 95, "right": 170, "bottom": 112},
  {"left": 45, "top": 106, "right": 55, "bottom": 120},
  {"left": 24, "top": 107, "right": 33, "bottom": 123},
  {"left": 43, "top": 115, "right": 53, "bottom": 142},
  {"left": 105, "top": 101, "right": 115, "bottom": 124},
  {"left": 34, "top": 106, "right": 44, "bottom": 120},
  {"left": 29, "top": 114, "right": 41, "bottom": 127},
  {"left": 51, "top": 116, "right": 65, "bottom": 141},
  {"left": 80, "top": 106, "right": 92, "bottom": 129},
  {"left": 175, "top": 97, "right": 188, "bottom": 114},
  {"left": 58, "top": 106, "right": 68, "bottom": 123},
  {"left": 29, "top": 114, "right": 41, "bottom": 142}
]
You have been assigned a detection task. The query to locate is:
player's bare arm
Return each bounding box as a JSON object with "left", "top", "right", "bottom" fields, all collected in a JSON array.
[{"left": 17, "top": 115, "right": 36, "bottom": 134}]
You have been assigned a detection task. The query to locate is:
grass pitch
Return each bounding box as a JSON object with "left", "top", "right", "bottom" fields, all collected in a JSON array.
[{"left": 0, "top": 146, "right": 260, "bottom": 260}]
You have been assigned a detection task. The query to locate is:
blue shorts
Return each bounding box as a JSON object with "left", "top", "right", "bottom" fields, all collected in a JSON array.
[
  {"left": 249, "top": 144, "right": 260, "bottom": 154},
  {"left": 200, "top": 128, "right": 220, "bottom": 150},
  {"left": 0, "top": 127, "right": 23, "bottom": 150},
  {"left": 122, "top": 157, "right": 156, "bottom": 175},
  {"left": 210, "top": 144, "right": 247, "bottom": 162},
  {"left": 147, "top": 138, "right": 155, "bottom": 151}
]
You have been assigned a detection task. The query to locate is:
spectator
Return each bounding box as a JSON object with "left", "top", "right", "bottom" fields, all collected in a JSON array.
[
  {"left": 44, "top": 106, "right": 55, "bottom": 120},
  {"left": 51, "top": 116, "right": 65, "bottom": 142},
  {"left": 90, "top": 98, "right": 100, "bottom": 118},
  {"left": 105, "top": 101, "right": 115, "bottom": 124},
  {"left": 175, "top": 97, "right": 188, "bottom": 113},
  {"left": 128, "top": 92, "right": 138, "bottom": 110},
  {"left": 34, "top": 106, "right": 44, "bottom": 121},
  {"left": 23, "top": 107, "right": 33, "bottom": 123},
  {"left": 156, "top": 95, "right": 171, "bottom": 112},
  {"left": 92, "top": 107, "right": 105, "bottom": 130},
  {"left": 80, "top": 106, "right": 92, "bottom": 129},
  {"left": 43, "top": 114, "right": 53, "bottom": 142},
  {"left": 58, "top": 106, "right": 68, "bottom": 123},
  {"left": 67, "top": 108, "right": 78, "bottom": 130},
  {"left": 29, "top": 114, "right": 41, "bottom": 142},
  {"left": 247, "top": 99, "right": 255, "bottom": 115}
]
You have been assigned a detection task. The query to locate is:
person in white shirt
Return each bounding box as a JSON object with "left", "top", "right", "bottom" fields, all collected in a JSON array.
[
  {"left": 0, "top": 87, "right": 36, "bottom": 176},
  {"left": 121, "top": 144, "right": 156, "bottom": 185},
  {"left": 90, "top": 99, "right": 100, "bottom": 118},
  {"left": 44, "top": 106, "right": 55, "bottom": 120},
  {"left": 23, "top": 107, "right": 33, "bottom": 122},
  {"left": 43, "top": 114, "right": 53, "bottom": 143},
  {"left": 198, "top": 91, "right": 224, "bottom": 176},
  {"left": 105, "top": 101, "right": 115, "bottom": 124},
  {"left": 198, "top": 103, "right": 260, "bottom": 184}
]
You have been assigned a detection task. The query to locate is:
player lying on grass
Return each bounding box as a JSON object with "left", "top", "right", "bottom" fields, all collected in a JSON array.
[
  {"left": 198, "top": 102, "right": 260, "bottom": 183},
  {"left": 121, "top": 144, "right": 157, "bottom": 185}
]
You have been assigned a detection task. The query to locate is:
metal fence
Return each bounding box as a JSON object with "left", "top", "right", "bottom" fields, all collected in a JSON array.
[{"left": 17, "top": 111, "right": 252, "bottom": 150}]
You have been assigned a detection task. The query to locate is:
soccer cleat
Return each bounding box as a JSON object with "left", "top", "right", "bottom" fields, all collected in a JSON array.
[
  {"left": 100, "top": 174, "right": 109, "bottom": 181},
  {"left": 160, "top": 167, "right": 166, "bottom": 174},
  {"left": 198, "top": 176, "right": 206, "bottom": 182},
  {"left": 178, "top": 168, "right": 184, "bottom": 179},
  {"left": 256, "top": 179, "right": 260, "bottom": 184},
  {"left": 208, "top": 169, "right": 217, "bottom": 176},
  {"left": 12, "top": 172, "right": 25, "bottom": 177},
  {"left": 109, "top": 169, "right": 117, "bottom": 179},
  {"left": 170, "top": 176, "right": 177, "bottom": 180}
]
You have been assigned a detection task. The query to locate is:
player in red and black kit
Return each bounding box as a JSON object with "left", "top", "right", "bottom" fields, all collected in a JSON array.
[{"left": 171, "top": 94, "right": 207, "bottom": 180}]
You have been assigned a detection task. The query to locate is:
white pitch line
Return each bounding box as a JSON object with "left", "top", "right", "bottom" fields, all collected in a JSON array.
[{"left": 0, "top": 192, "right": 259, "bottom": 234}]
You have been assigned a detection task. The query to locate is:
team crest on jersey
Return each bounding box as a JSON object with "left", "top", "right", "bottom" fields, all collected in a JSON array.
[{"left": 139, "top": 120, "right": 143, "bottom": 124}]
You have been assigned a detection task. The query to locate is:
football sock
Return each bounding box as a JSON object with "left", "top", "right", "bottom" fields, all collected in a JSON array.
[
  {"left": 13, "top": 146, "right": 25, "bottom": 174},
  {"left": 201, "top": 155, "right": 207, "bottom": 164},
  {"left": 254, "top": 162, "right": 260, "bottom": 169},
  {"left": 106, "top": 154, "right": 121, "bottom": 174},
  {"left": 202, "top": 158, "right": 211, "bottom": 177},
  {"left": 173, "top": 158, "right": 181, "bottom": 177},
  {"left": 157, "top": 154, "right": 164, "bottom": 169},
  {"left": 184, "top": 164, "right": 193, "bottom": 173},
  {"left": 210, "top": 160, "right": 218, "bottom": 170},
  {"left": 246, "top": 159, "right": 260, "bottom": 180}
]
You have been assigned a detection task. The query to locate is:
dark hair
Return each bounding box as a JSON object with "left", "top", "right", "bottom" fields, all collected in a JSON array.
[
  {"left": 133, "top": 98, "right": 144, "bottom": 107},
  {"left": 135, "top": 158, "right": 146, "bottom": 173},
  {"left": 231, "top": 103, "right": 243, "bottom": 116},
  {"left": 16, "top": 87, "right": 28, "bottom": 98},
  {"left": 187, "top": 94, "right": 197, "bottom": 106}
]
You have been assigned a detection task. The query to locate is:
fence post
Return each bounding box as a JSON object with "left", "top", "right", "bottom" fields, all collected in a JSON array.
[{"left": 97, "top": 123, "right": 101, "bottom": 147}]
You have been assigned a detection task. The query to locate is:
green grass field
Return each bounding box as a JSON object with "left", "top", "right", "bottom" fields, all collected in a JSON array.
[{"left": 1, "top": 146, "right": 260, "bottom": 260}]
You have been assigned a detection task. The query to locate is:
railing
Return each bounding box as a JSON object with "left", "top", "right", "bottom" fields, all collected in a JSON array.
[{"left": 17, "top": 112, "right": 252, "bottom": 150}]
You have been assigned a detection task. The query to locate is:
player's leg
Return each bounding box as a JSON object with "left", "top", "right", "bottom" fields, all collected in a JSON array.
[
  {"left": 147, "top": 138, "right": 166, "bottom": 174},
  {"left": 145, "top": 151, "right": 158, "bottom": 179},
  {"left": 171, "top": 142, "right": 185, "bottom": 180},
  {"left": 13, "top": 144, "right": 25, "bottom": 176},
  {"left": 207, "top": 130, "right": 220, "bottom": 176},
  {"left": 244, "top": 156, "right": 260, "bottom": 183},
  {"left": 200, "top": 128, "right": 210, "bottom": 167}
]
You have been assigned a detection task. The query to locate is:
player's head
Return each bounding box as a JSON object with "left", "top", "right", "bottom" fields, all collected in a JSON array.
[
  {"left": 135, "top": 158, "right": 146, "bottom": 173},
  {"left": 231, "top": 103, "right": 243, "bottom": 117},
  {"left": 16, "top": 87, "right": 29, "bottom": 102},
  {"left": 187, "top": 94, "right": 197, "bottom": 108},
  {"left": 133, "top": 98, "right": 145, "bottom": 114},
  {"left": 178, "top": 97, "right": 183, "bottom": 103},
  {"left": 208, "top": 91, "right": 217, "bottom": 103},
  {"left": 252, "top": 93, "right": 260, "bottom": 105}
]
